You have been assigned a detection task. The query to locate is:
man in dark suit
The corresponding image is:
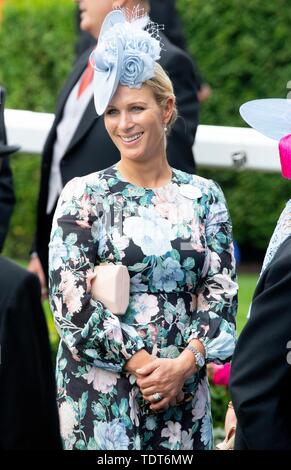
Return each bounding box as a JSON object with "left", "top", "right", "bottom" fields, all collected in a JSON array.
[
  {"left": 150, "top": 0, "right": 187, "bottom": 51},
  {"left": 29, "top": 0, "right": 199, "bottom": 291},
  {"left": 0, "top": 120, "right": 61, "bottom": 450},
  {"left": 0, "top": 87, "right": 16, "bottom": 252},
  {"left": 0, "top": 257, "right": 62, "bottom": 450},
  {"left": 230, "top": 235, "right": 291, "bottom": 449}
]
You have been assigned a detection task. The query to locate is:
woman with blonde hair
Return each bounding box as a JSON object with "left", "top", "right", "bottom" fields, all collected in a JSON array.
[{"left": 49, "top": 9, "right": 237, "bottom": 450}]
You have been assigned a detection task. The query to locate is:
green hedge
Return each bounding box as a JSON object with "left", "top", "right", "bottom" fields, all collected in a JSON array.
[
  {"left": 0, "top": 0, "right": 76, "bottom": 112},
  {"left": 177, "top": 0, "right": 291, "bottom": 126},
  {"left": 2, "top": 0, "right": 291, "bottom": 259},
  {"left": 177, "top": 0, "right": 291, "bottom": 255},
  {"left": 0, "top": 0, "right": 76, "bottom": 260}
]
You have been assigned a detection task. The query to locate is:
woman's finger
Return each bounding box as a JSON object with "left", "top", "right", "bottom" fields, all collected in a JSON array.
[
  {"left": 141, "top": 386, "right": 167, "bottom": 398},
  {"left": 149, "top": 396, "right": 170, "bottom": 412}
]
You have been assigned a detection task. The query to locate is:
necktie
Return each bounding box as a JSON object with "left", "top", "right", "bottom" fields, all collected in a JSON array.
[{"left": 77, "top": 60, "right": 94, "bottom": 98}]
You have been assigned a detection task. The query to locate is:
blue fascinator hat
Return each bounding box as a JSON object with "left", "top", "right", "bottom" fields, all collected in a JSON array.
[{"left": 90, "top": 8, "right": 162, "bottom": 115}]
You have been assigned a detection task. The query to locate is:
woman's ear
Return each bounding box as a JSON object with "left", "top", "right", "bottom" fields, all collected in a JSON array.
[{"left": 163, "top": 96, "right": 175, "bottom": 126}]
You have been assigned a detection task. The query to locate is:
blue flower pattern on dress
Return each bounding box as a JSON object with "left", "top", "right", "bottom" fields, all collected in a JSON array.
[{"left": 49, "top": 164, "right": 237, "bottom": 450}]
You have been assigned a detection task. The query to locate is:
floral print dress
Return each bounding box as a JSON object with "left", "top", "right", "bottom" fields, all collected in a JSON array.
[{"left": 49, "top": 164, "right": 237, "bottom": 450}]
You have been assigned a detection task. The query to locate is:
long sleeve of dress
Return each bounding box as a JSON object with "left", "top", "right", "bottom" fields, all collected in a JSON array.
[
  {"left": 184, "top": 181, "right": 238, "bottom": 363},
  {"left": 48, "top": 177, "right": 145, "bottom": 373}
]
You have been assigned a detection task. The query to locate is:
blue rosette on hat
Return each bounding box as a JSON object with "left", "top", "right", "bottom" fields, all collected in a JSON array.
[
  {"left": 90, "top": 8, "right": 161, "bottom": 115},
  {"left": 240, "top": 98, "right": 291, "bottom": 179}
]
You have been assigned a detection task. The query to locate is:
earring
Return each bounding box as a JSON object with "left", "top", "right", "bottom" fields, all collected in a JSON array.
[{"left": 164, "top": 126, "right": 168, "bottom": 132}]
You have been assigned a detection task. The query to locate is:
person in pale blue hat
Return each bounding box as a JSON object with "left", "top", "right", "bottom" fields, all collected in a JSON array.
[
  {"left": 228, "top": 98, "right": 291, "bottom": 449},
  {"left": 49, "top": 8, "right": 237, "bottom": 450}
]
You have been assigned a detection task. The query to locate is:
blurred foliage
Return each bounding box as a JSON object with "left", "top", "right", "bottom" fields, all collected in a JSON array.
[
  {"left": 200, "top": 168, "right": 291, "bottom": 252},
  {"left": 0, "top": 0, "right": 76, "bottom": 112},
  {"left": 210, "top": 383, "right": 230, "bottom": 429},
  {"left": 3, "top": 153, "right": 40, "bottom": 259},
  {"left": 177, "top": 0, "right": 291, "bottom": 126},
  {"left": 0, "top": 0, "right": 76, "bottom": 259},
  {"left": 177, "top": 0, "right": 291, "bottom": 256}
]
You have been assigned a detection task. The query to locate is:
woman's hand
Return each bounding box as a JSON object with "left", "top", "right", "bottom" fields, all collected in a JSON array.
[
  {"left": 124, "top": 349, "right": 155, "bottom": 376},
  {"left": 224, "top": 403, "right": 237, "bottom": 440},
  {"left": 136, "top": 357, "right": 190, "bottom": 411},
  {"left": 27, "top": 254, "right": 48, "bottom": 300}
]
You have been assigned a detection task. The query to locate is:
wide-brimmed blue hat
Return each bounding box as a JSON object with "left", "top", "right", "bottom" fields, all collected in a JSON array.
[
  {"left": 240, "top": 98, "right": 291, "bottom": 179},
  {"left": 90, "top": 9, "right": 161, "bottom": 115}
]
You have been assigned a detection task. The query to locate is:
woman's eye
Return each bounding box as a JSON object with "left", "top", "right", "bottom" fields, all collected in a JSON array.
[
  {"left": 106, "top": 109, "right": 118, "bottom": 115},
  {"left": 132, "top": 106, "right": 144, "bottom": 112}
]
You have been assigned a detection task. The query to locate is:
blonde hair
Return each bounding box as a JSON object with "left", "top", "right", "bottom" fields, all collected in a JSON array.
[{"left": 145, "top": 63, "right": 178, "bottom": 135}]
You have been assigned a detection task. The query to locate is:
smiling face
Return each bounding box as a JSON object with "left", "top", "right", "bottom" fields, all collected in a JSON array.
[
  {"left": 76, "top": 0, "right": 113, "bottom": 38},
  {"left": 104, "top": 84, "right": 173, "bottom": 163}
]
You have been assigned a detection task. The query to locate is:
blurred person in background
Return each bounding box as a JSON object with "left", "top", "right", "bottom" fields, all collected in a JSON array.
[
  {"left": 0, "top": 91, "right": 61, "bottom": 450},
  {"left": 29, "top": 0, "right": 199, "bottom": 296},
  {"left": 0, "top": 87, "right": 15, "bottom": 252},
  {"left": 229, "top": 98, "right": 291, "bottom": 450}
]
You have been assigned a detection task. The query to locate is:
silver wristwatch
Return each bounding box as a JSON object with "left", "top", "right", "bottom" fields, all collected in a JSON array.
[{"left": 186, "top": 344, "right": 205, "bottom": 371}]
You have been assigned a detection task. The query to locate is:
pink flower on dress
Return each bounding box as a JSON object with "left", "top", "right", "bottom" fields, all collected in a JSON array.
[
  {"left": 152, "top": 183, "right": 193, "bottom": 225},
  {"left": 60, "top": 270, "right": 84, "bottom": 314},
  {"left": 192, "top": 377, "right": 208, "bottom": 420},
  {"left": 134, "top": 294, "right": 159, "bottom": 324},
  {"left": 148, "top": 323, "right": 159, "bottom": 343},
  {"left": 79, "top": 194, "right": 92, "bottom": 221},
  {"left": 129, "top": 387, "right": 140, "bottom": 427},
  {"left": 161, "top": 421, "right": 182, "bottom": 446},
  {"left": 76, "top": 220, "right": 91, "bottom": 229},
  {"left": 103, "top": 315, "right": 123, "bottom": 343},
  {"left": 190, "top": 218, "right": 204, "bottom": 252},
  {"left": 85, "top": 366, "right": 119, "bottom": 393}
]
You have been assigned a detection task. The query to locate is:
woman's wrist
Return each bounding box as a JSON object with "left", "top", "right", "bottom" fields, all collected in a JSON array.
[
  {"left": 176, "top": 339, "right": 206, "bottom": 379},
  {"left": 124, "top": 349, "right": 154, "bottom": 376},
  {"left": 176, "top": 351, "right": 196, "bottom": 379}
]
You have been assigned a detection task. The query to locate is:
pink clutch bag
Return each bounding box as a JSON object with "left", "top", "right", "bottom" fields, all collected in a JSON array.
[{"left": 91, "top": 264, "right": 130, "bottom": 315}]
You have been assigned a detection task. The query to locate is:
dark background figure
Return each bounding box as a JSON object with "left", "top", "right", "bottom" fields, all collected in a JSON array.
[
  {"left": 76, "top": 0, "right": 188, "bottom": 55},
  {"left": 147, "top": 1, "right": 211, "bottom": 102},
  {"left": 0, "top": 90, "right": 61, "bottom": 450},
  {"left": 229, "top": 98, "right": 291, "bottom": 450},
  {"left": 230, "top": 234, "right": 291, "bottom": 450},
  {"left": 150, "top": 0, "right": 187, "bottom": 51},
  {"left": 0, "top": 87, "right": 16, "bottom": 252},
  {"left": 29, "top": 0, "right": 199, "bottom": 290}
]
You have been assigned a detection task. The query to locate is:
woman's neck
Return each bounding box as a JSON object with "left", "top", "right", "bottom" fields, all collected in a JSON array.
[{"left": 117, "top": 156, "right": 172, "bottom": 189}]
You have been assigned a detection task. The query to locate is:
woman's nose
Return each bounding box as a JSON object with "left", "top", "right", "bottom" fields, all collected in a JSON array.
[{"left": 118, "top": 112, "right": 134, "bottom": 132}]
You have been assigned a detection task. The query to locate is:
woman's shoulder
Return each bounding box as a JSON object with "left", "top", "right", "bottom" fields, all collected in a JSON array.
[
  {"left": 61, "top": 165, "right": 117, "bottom": 198},
  {"left": 172, "top": 168, "right": 222, "bottom": 196}
]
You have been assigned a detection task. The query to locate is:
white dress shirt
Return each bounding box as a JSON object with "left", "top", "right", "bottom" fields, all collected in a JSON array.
[{"left": 46, "top": 75, "right": 94, "bottom": 214}]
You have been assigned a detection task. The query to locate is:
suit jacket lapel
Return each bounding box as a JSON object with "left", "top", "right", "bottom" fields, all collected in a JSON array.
[
  {"left": 55, "top": 52, "right": 89, "bottom": 122},
  {"left": 66, "top": 98, "right": 98, "bottom": 154}
]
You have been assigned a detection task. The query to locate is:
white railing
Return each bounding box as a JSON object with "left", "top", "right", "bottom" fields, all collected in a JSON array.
[{"left": 4, "top": 109, "right": 281, "bottom": 172}]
